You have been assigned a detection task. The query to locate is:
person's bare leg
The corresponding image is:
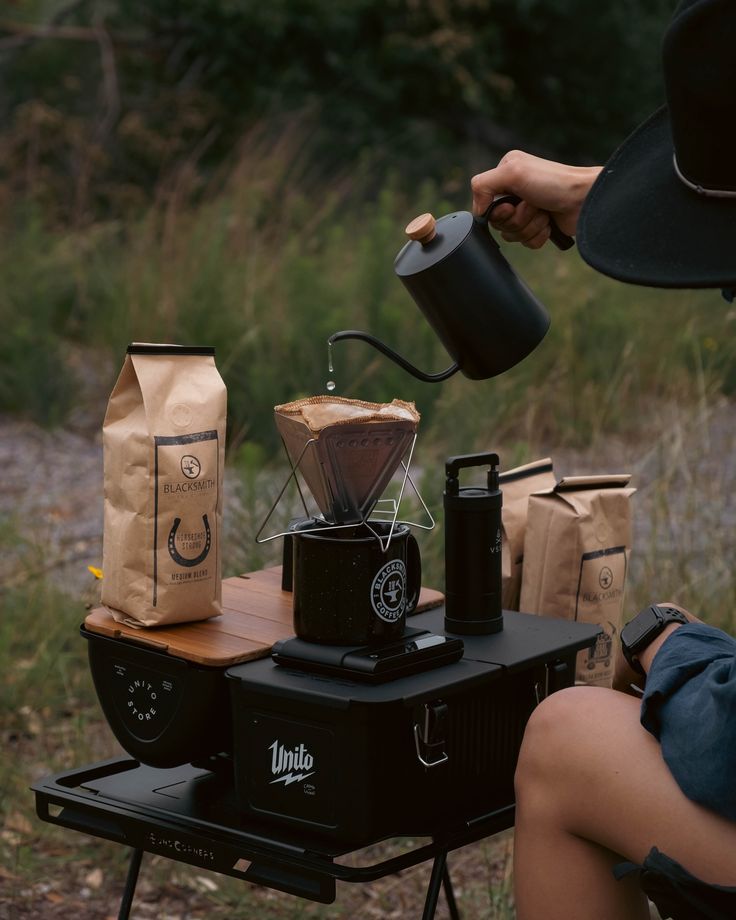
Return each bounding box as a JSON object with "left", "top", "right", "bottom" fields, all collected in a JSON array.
[{"left": 513, "top": 686, "right": 736, "bottom": 920}]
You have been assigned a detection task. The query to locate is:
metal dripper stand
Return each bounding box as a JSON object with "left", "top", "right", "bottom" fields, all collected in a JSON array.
[{"left": 255, "top": 398, "right": 434, "bottom": 549}]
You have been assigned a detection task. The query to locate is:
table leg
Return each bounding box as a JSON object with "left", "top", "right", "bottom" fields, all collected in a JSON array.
[
  {"left": 421, "top": 850, "right": 448, "bottom": 920},
  {"left": 443, "top": 859, "right": 461, "bottom": 920},
  {"left": 118, "top": 847, "right": 144, "bottom": 920}
]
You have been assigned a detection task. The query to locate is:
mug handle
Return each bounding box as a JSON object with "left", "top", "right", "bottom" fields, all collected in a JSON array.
[{"left": 405, "top": 534, "right": 422, "bottom": 615}]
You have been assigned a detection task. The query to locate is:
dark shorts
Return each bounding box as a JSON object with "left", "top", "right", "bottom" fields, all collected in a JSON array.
[{"left": 614, "top": 847, "right": 736, "bottom": 920}]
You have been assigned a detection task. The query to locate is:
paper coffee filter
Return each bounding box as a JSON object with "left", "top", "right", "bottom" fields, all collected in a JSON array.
[
  {"left": 275, "top": 395, "right": 419, "bottom": 430},
  {"left": 274, "top": 396, "right": 420, "bottom": 523}
]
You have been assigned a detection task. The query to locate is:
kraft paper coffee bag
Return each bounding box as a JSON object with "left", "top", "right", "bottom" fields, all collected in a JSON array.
[
  {"left": 499, "top": 457, "right": 555, "bottom": 611},
  {"left": 102, "top": 344, "right": 226, "bottom": 627},
  {"left": 519, "top": 475, "right": 635, "bottom": 687}
]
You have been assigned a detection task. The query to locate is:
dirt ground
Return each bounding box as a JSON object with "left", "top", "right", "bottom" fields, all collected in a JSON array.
[{"left": 3, "top": 395, "right": 735, "bottom": 599}]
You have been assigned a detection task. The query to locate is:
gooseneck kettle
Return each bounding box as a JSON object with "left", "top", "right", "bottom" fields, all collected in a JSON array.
[{"left": 329, "top": 195, "right": 573, "bottom": 382}]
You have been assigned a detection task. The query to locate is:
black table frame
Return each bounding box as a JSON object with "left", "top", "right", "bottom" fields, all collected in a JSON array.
[
  {"left": 33, "top": 757, "right": 516, "bottom": 919},
  {"left": 35, "top": 611, "right": 598, "bottom": 916}
]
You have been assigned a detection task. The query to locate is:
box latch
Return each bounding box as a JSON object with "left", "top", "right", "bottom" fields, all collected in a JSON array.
[
  {"left": 413, "top": 700, "right": 449, "bottom": 768},
  {"left": 546, "top": 659, "right": 570, "bottom": 695}
]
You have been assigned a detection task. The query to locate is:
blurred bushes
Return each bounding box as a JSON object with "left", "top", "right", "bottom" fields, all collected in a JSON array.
[
  {"left": 1, "top": 0, "right": 672, "bottom": 222},
  {"left": 65, "top": 138, "right": 455, "bottom": 448},
  {"left": 0, "top": 206, "right": 78, "bottom": 424},
  {"left": 3, "top": 0, "right": 731, "bottom": 446},
  {"left": 2, "top": 127, "right": 733, "bottom": 448}
]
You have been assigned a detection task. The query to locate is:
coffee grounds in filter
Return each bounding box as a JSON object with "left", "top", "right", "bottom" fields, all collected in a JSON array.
[{"left": 274, "top": 397, "right": 420, "bottom": 524}]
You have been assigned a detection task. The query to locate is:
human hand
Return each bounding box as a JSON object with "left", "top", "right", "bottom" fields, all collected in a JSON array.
[{"left": 471, "top": 150, "right": 602, "bottom": 249}]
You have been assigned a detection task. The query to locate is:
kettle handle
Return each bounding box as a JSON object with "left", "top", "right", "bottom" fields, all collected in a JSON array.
[{"left": 481, "top": 193, "right": 575, "bottom": 251}]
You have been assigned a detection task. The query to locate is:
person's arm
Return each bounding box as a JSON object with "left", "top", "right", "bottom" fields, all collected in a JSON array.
[
  {"left": 637, "top": 603, "right": 701, "bottom": 672},
  {"left": 634, "top": 606, "right": 736, "bottom": 820},
  {"left": 613, "top": 602, "right": 701, "bottom": 695},
  {"left": 470, "top": 150, "right": 602, "bottom": 249}
]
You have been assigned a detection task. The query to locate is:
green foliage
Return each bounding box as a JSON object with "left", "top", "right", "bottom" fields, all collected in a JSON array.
[
  {"left": 2, "top": 128, "right": 733, "bottom": 448},
  {"left": 57, "top": 145, "right": 455, "bottom": 450},
  {"left": 1, "top": 0, "right": 673, "bottom": 222},
  {"left": 484, "top": 0, "right": 672, "bottom": 156},
  {"left": 0, "top": 207, "right": 77, "bottom": 425},
  {"left": 0, "top": 583, "right": 92, "bottom": 731}
]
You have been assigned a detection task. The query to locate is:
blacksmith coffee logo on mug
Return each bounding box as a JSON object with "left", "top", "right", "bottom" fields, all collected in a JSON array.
[{"left": 371, "top": 559, "right": 407, "bottom": 622}]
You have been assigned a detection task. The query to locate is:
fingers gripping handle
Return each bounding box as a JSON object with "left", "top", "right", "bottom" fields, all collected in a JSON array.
[{"left": 481, "top": 193, "right": 575, "bottom": 251}]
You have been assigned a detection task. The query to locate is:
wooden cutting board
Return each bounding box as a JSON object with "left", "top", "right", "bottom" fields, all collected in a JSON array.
[{"left": 84, "top": 566, "right": 445, "bottom": 667}]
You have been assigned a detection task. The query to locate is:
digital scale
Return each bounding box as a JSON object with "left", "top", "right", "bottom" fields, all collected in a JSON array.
[{"left": 271, "top": 627, "right": 464, "bottom": 681}]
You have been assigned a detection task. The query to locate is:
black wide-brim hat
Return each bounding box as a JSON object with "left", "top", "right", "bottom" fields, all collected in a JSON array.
[{"left": 577, "top": 0, "right": 736, "bottom": 289}]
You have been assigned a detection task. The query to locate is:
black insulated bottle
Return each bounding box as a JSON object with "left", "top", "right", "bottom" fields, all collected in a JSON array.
[{"left": 444, "top": 453, "right": 503, "bottom": 635}]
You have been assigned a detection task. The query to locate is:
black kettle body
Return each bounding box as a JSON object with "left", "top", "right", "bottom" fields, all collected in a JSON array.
[{"left": 393, "top": 210, "right": 550, "bottom": 380}]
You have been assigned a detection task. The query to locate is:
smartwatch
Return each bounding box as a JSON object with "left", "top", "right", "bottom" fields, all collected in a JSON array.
[{"left": 621, "top": 604, "right": 688, "bottom": 674}]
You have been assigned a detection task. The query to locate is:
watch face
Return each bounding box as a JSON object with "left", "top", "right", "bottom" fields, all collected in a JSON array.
[{"left": 622, "top": 606, "right": 661, "bottom": 650}]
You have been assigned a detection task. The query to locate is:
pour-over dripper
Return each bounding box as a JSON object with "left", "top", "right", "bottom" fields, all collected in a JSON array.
[{"left": 274, "top": 396, "right": 420, "bottom": 524}]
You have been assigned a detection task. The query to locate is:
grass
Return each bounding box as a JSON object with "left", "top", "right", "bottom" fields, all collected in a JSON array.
[{"left": 2, "top": 123, "right": 735, "bottom": 456}]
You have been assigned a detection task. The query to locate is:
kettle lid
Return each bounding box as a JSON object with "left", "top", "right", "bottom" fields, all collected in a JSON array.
[{"left": 394, "top": 211, "right": 475, "bottom": 277}]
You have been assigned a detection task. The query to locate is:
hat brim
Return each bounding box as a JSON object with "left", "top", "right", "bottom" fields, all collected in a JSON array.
[{"left": 577, "top": 105, "right": 736, "bottom": 289}]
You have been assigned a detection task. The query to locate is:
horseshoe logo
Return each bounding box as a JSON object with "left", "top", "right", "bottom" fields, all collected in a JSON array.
[{"left": 167, "top": 515, "right": 211, "bottom": 567}]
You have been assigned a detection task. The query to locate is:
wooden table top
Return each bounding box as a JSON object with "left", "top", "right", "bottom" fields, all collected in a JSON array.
[{"left": 84, "top": 566, "right": 445, "bottom": 666}]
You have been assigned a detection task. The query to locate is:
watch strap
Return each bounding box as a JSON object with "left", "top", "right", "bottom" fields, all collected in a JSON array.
[{"left": 621, "top": 604, "right": 688, "bottom": 674}]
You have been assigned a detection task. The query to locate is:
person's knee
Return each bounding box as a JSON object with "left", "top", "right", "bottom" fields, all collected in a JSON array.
[{"left": 514, "top": 686, "right": 609, "bottom": 807}]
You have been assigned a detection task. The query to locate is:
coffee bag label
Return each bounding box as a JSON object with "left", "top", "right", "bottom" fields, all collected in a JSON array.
[
  {"left": 153, "top": 431, "right": 220, "bottom": 606},
  {"left": 574, "top": 546, "right": 628, "bottom": 685}
]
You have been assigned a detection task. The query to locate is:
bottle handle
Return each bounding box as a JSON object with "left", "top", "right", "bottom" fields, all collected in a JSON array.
[
  {"left": 481, "top": 193, "right": 575, "bottom": 251},
  {"left": 445, "top": 452, "right": 500, "bottom": 496}
]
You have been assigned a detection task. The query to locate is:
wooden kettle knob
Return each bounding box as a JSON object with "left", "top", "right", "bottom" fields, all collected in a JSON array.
[{"left": 405, "top": 213, "right": 437, "bottom": 245}]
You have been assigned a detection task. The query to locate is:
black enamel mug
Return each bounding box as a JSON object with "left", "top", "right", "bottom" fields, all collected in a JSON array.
[{"left": 291, "top": 521, "right": 421, "bottom": 645}]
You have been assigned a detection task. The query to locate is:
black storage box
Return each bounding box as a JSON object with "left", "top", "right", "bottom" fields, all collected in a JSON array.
[
  {"left": 82, "top": 570, "right": 447, "bottom": 771},
  {"left": 83, "top": 626, "right": 233, "bottom": 768},
  {"left": 80, "top": 568, "right": 309, "bottom": 768},
  {"left": 226, "top": 608, "right": 598, "bottom": 847}
]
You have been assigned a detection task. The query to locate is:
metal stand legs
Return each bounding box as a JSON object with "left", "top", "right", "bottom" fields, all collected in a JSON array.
[
  {"left": 116, "top": 845, "right": 459, "bottom": 920},
  {"left": 118, "top": 847, "right": 143, "bottom": 920},
  {"left": 443, "top": 860, "right": 461, "bottom": 920},
  {"left": 422, "top": 849, "right": 460, "bottom": 920}
]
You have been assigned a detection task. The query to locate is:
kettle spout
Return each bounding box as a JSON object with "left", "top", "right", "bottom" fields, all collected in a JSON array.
[{"left": 328, "top": 330, "right": 460, "bottom": 383}]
